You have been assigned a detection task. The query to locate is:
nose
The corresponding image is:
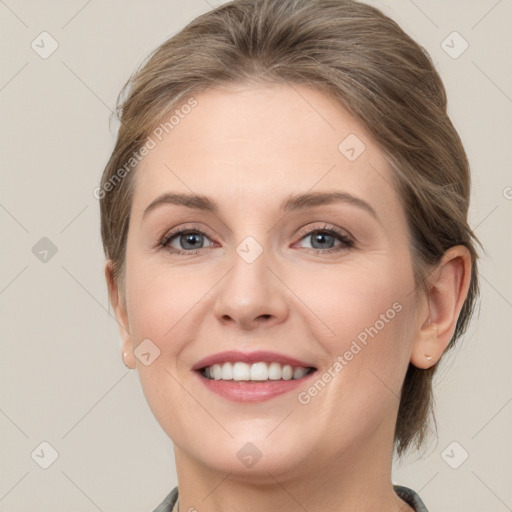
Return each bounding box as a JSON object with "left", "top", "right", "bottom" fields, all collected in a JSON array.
[{"left": 212, "top": 243, "right": 289, "bottom": 331}]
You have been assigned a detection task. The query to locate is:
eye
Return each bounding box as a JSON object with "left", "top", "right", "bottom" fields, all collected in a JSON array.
[
  {"left": 160, "top": 228, "right": 215, "bottom": 254},
  {"left": 158, "top": 223, "right": 354, "bottom": 256},
  {"left": 295, "top": 225, "right": 354, "bottom": 253}
]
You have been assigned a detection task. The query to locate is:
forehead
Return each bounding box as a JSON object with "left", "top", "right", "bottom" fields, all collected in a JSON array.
[{"left": 132, "top": 83, "right": 402, "bottom": 222}]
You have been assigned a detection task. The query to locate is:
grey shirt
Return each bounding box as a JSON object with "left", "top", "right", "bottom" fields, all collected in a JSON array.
[{"left": 153, "top": 484, "right": 429, "bottom": 511}]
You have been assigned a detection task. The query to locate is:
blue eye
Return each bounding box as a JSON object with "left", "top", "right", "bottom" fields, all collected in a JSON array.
[
  {"left": 159, "top": 224, "right": 354, "bottom": 255},
  {"left": 296, "top": 227, "right": 354, "bottom": 252},
  {"left": 161, "top": 229, "right": 214, "bottom": 254},
  {"left": 302, "top": 231, "right": 336, "bottom": 249}
]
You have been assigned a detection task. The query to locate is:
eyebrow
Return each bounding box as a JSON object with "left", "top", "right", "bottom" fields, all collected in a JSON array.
[{"left": 142, "top": 190, "right": 378, "bottom": 221}]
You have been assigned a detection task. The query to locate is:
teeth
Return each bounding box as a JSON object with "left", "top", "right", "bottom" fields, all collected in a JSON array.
[
  {"left": 250, "top": 362, "right": 269, "bottom": 381},
  {"left": 293, "top": 367, "right": 308, "bottom": 379},
  {"left": 202, "top": 362, "right": 312, "bottom": 381},
  {"left": 221, "top": 362, "right": 233, "bottom": 380},
  {"left": 268, "top": 362, "right": 282, "bottom": 380},
  {"left": 233, "top": 362, "right": 250, "bottom": 381},
  {"left": 212, "top": 364, "right": 222, "bottom": 380}
]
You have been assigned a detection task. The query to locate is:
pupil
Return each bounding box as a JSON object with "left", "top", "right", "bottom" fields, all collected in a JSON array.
[
  {"left": 182, "top": 232, "right": 202, "bottom": 249},
  {"left": 312, "top": 233, "right": 334, "bottom": 249}
]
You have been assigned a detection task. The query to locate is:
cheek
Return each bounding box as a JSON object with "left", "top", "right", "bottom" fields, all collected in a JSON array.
[
  {"left": 124, "top": 260, "right": 204, "bottom": 343},
  {"left": 296, "top": 260, "right": 412, "bottom": 341},
  {"left": 291, "top": 258, "right": 416, "bottom": 396},
  {"left": 123, "top": 262, "right": 209, "bottom": 435},
  {"left": 292, "top": 264, "right": 415, "bottom": 425}
]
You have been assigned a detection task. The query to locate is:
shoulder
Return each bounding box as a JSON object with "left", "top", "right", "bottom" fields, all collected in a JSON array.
[
  {"left": 154, "top": 485, "right": 427, "bottom": 512},
  {"left": 393, "top": 484, "right": 429, "bottom": 512},
  {"left": 152, "top": 486, "right": 178, "bottom": 512}
]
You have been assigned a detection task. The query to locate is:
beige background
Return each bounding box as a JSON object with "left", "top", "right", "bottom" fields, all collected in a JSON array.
[{"left": 0, "top": 0, "right": 511, "bottom": 510}]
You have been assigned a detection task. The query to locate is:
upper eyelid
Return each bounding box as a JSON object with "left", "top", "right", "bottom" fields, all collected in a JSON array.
[
  {"left": 160, "top": 223, "right": 216, "bottom": 244},
  {"left": 163, "top": 229, "right": 214, "bottom": 247},
  {"left": 295, "top": 223, "right": 353, "bottom": 240}
]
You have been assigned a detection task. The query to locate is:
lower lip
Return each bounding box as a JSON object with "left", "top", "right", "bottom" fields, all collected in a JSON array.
[{"left": 195, "top": 371, "right": 316, "bottom": 402}]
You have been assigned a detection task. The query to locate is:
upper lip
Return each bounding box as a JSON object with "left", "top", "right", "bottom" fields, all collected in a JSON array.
[{"left": 192, "top": 350, "right": 316, "bottom": 371}]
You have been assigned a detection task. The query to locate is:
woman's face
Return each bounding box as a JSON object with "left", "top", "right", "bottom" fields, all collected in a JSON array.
[{"left": 115, "top": 83, "right": 426, "bottom": 479}]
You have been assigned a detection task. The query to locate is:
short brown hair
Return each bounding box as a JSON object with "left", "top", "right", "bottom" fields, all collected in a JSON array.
[{"left": 99, "top": 0, "right": 481, "bottom": 457}]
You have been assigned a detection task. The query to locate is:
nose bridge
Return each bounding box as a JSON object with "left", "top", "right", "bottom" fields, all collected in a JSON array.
[{"left": 212, "top": 233, "right": 288, "bottom": 329}]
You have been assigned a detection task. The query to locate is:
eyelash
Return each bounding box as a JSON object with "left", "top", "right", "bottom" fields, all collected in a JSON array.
[{"left": 158, "top": 224, "right": 355, "bottom": 256}]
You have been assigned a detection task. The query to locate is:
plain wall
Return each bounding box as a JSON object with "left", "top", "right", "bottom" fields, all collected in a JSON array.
[{"left": 0, "top": 0, "right": 511, "bottom": 510}]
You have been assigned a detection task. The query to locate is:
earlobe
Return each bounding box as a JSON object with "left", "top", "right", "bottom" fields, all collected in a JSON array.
[
  {"left": 410, "top": 245, "right": 472, "bottom": 369},
  {"left": 411, "top": 322, "right": 439, "bottom": 369},
  {"left": 104, "top": 260, "right": 136, "bottom": 369},
  {"left": 122, "top": 351, "right": 135, "bottom": 369}
]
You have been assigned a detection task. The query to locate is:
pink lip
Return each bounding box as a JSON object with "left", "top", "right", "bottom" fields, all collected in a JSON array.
[
  {"left": 191, "top": 350, "right": 316, "bottom": 371},
  {"left": 196, "top": 374, "right": 316, "bottom": 402}
]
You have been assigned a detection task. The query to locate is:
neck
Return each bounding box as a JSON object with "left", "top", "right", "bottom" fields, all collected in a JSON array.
[{"left": 172, "top": 429, "right": 413, "bottom": 512}]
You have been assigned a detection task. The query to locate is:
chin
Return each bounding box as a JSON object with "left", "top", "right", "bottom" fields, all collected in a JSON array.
[{"left": 175, "top": 430, "right": 319, "bottom": 483}]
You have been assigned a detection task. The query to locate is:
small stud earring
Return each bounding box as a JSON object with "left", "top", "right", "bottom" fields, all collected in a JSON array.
[
  {"left": 122, "top": 352, "right": 131, "bottom": 369},
  {"left": 425, "top": 354, "right": 432, "bottom": 361}
]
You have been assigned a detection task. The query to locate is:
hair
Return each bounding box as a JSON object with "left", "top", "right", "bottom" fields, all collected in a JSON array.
[{"left": 99, "top": 0, "right": 481, "bottom": 458}]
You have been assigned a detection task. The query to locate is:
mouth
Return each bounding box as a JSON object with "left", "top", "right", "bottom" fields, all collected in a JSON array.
[{"left": 192, "top": 350, "right": 318, "bottom": 402}]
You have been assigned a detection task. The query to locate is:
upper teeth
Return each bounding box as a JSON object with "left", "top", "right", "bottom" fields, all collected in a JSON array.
[{"left": 202, "top": 362, "right": 311, "bottom": 381}]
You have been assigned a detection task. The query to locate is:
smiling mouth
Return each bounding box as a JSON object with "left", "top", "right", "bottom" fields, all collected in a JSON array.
[{"left": 199, "top": 361, "right": 316, "bottom": 382}]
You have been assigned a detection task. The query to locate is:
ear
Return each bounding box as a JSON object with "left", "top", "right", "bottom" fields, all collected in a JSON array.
[
  {"left": 105, "top": 260, "right": 136, "bottom": 369},
  {"left": 410, "top": 245, "right": 472, "bottom": 369}
]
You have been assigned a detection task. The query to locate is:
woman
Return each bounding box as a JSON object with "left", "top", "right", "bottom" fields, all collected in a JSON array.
[{"left": 98, "top": 0, "right": 480, "bottom": 510}]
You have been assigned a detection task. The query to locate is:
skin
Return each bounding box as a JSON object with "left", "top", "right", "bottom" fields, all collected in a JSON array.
[{"left": 106, "top": 83, "right": 471, "bottom": 512}]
